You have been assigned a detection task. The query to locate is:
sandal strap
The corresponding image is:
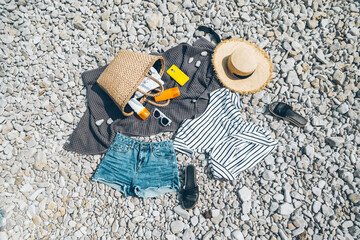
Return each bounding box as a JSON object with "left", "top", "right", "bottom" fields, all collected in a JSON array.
[
  {"left": 274, "top": 103, "right": 292, "bottom": 117},
  {"left": 182, "top": 186, "right": 199, "bottom": 202}
]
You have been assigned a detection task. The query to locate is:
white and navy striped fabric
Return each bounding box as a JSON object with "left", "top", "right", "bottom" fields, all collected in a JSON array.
[{"left": 173, "top": 88, "right": 277, "bottom": 180}]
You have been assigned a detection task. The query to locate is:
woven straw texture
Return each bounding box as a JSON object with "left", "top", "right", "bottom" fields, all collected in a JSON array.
[
  {"left": 212, "top": 39, "right": 273, "bottom": 94},
  {"left": 97, "top": 50, "right": 165, "bottom": 116}
]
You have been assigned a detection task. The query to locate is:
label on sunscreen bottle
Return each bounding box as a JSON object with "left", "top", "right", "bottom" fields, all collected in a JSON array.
[
  {"left": 166, "top": 65, "right": 189, "bottom": 86},
  {"left": 154, "top": 87, "right": 180, "bottom": 102}
]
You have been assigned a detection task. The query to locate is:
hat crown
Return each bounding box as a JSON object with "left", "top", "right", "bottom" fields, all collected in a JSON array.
[{"left": 229, "top": 47, "right": 258, "bottom": 76}]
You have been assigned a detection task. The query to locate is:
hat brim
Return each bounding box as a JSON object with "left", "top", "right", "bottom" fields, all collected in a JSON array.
[{"left": 212, "top": 39, "right": 273, "bottom": 94}]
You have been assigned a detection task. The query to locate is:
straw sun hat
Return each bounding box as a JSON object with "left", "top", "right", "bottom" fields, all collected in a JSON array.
[{"left": 212, "top": 39, "right": 273, "bottom": 94}]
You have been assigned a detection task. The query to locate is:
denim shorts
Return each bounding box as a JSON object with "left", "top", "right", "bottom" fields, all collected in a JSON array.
[{"left": 92, "top": 134, "right": 180, "bottom": 198}]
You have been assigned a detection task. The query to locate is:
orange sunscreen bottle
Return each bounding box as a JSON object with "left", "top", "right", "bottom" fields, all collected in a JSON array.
[
  {"left": 127, "top": 98, "right": 150, "bottom": 120},
  {"left": 154, "top": 87, "right": 181, "bottom": 102}
]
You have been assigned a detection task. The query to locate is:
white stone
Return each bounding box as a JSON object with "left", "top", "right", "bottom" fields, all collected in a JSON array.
[
  {"left": 173, "top": 205, "right": 190, "bottom": 220},
  {"left": 69, "top": 221, "right": 76, "bottom": 228},
  {"left": 312, "top": 187, "right": 322, "bottom": 196},
  {"left": 190, "top": 216, "right": 198, "bottom": 226},
  {"left": 291, "top": 41, "right": 302, "bottom": 52},
  {"left": 333, "top": 70, "right": 345, "bottom": 85},
  {"left": 322, "top": 205, "right": 334, "bottom": 217},
  {"left": 278, "top": 203, "right": 295, "bottom": 215},
  {"left": 20, "top": 184, "right": 34, "bottom": 193},
  {"left": 238, "top": 186, "right": 252, "bottom": 202},
  {"left": 296, "top": 20, "right": 305, "bottom": 31},
  {"left": 262, "top": 170, "right": 276, "bottom": 181},
  {"left": 307, "top": 19, "right": 318, "bottom": 29},
  {"left": 286, "top": 70, "right": 300, "bottom": 85},
  {"left": 211, "top": 209, "right": 220, "bottom": 218},
  {"left": 0, "top": 232, "right": 8, "bottom": 240},
  {"left": 242, "top": 201, "right": 251, "bottom": 215},
  {"left": 304, "top": 145, "right": 314, "bottom": 158},
  {"left": 34, "top": 151, "right": 47, "bottom": 170},
  {"left": 96, "top": 119, "right": 104, "bottom": 126},
  {"left": 1, "top": 35, "right": 14, "bottom": 44},
  {"left": 312, "top": 116, "right": 327, "bottom": 126},
  {"left": 316, "top": 49, "right": 327, "bottom": 64},
  {"left": 337, "top": 103, "right": 349, "bottom": 114},
  {"left": 33, "top": 35, "right": 42, "bottom": 44},
  {"left": 240, "top": 13, "right": 251, "bottom": 22},
  {"left": 170, "top": 221, "right": 184, "bottom": 234},
  {"left": 74, "top": 230, "right": 83, "bottom": 238},
  {"left": 183, "top": 228, "right": 195, "bottom": 240},
  {"left": 231, "top": 230, "right": 244, "bottom": 240},
  {"left": 59, "top": 176, "right": 65, "bottom": 187},
  {"left": 146, "top": 11, "right": 163, "bottom": 30},
  {"left": 27, "top": 188, "right": 45, "bottom": 201},
  {"left": 101, "top": 21, "right": 111, "bottom": 32},
  {"left": 183, "top": 0, "right": 192, "bottom": 9},
  {"left": 61, "top": 113, "right": 74, "bottom": 123},
  {"left": 313, "top": 201, "right": 321, "bottom": 213},
  {"left": 201, "top": 51, "right": 208, "bottom": 56},
  {"left": 132, "top": 216, "right": 144, "bottom": 223},
  {"left": 270, "top": 202, "right": 279, "bottom": 212},
  {"left": 318, "top": 180, "right": 326, "bottom": 189}
]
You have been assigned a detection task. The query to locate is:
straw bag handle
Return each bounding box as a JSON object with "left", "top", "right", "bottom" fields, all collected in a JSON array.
[
  {"left": 136, "top": 74, "right": 164, "bottom": 98},
  {"left": 122, "top": 73, "right": 168, "bottom": 116}
]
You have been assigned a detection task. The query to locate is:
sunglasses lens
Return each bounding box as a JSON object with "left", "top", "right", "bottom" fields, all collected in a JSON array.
[
  {"left": 153, "top": 110, "right": 160, "bottom": 118},
  {"left": 161, "top": 118, "right": 170, "bottom": 126}
]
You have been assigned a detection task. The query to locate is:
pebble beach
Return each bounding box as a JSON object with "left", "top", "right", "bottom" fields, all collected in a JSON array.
[{"left": 0, "top": 0, "right": 360, "bottom": 239}]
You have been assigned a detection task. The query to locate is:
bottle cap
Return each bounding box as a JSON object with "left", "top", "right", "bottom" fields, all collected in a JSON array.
[{"left": 138, "top": 108, "right": 150, "bottom": 120}]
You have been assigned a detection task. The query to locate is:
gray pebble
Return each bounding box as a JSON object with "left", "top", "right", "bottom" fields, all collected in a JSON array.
[
  {"left": 325, "top": 137, "right": 345, "bottom": 147},
  {"left": 262, "top": 170, "right": 276, "bottom": 181}
]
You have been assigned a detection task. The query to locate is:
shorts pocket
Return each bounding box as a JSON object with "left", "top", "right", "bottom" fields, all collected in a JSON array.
[
  {"left": 110, "top": 141, "right": 131, "bottom": 153},
  {"left": 152, "top": 145, "right": 174, "bottom": 159}
]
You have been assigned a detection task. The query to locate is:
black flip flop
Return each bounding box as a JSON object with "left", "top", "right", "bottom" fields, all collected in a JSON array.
[
  {"left": 181, "top": 165, "right": 199, "bottom": 210},
  {"left": 268, "top": 102, "right": 307, "bottom": 127}
]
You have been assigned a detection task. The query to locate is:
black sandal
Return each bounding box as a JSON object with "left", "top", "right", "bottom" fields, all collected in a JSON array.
[
  {"left": 268, "top": 102, "right": 307, "bottom": 127},
  {"left": 181, "top": 165, "right": 199, "bottom": 210}
]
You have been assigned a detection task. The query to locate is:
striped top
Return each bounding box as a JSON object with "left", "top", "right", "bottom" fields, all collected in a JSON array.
[{"left": 173, "top": 88, "right": 277, "bottom": 180}]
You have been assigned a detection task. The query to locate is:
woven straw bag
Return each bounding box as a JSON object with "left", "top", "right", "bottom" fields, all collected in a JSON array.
[{"left": 97, "top": 50, "right": 169, "bottom": 116}]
